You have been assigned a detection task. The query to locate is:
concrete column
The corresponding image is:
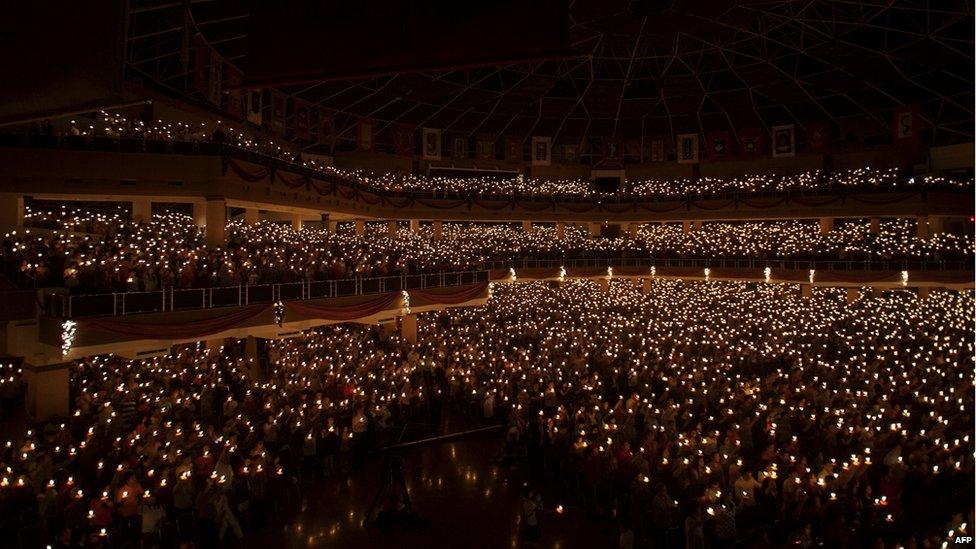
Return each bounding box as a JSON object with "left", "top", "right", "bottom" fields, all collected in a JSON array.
[
  {"left": 926, "top": 215, "right": 945, "bottom": 236},
  {"left": 23, "top": 362, "right": 70, "bottom": 421},
  {"left": 641, "top": 278, "right": 652, "bottom": 295},
  {"left": 387, "top": 220, "right": 398, "bottom": 238},
  {"left": 598, "top": 278, "right": 610, "bottom": 292},
  {"left": 327, "top": 220, "right": 338, "bottom": 233},
  {"left": 845, "top": 287, "right": 859, "bottom": 304},
  {"left": 869, "top": 217, "right": 881, "bottom": 235},
  {"left": 355, "top": 219, "right": 365, "bottom": 237},
  {"left": 244, "top": 208, "right": 260, "bottom": 224},
  {"left": 0, "top": 195, "right": 24, "bottom": 234},
  {"left": 432, "top": 220, "right": 443, "bottom": 240},
  {"left": 409, "top": 219, "right": 421, "bottom": 233},
  {"left": 800, "top": 284, "right": 813, "bottom": 299},
  {"left": 522, "top": 220, "right": 533, "bottom": 232},
  {"left": 555, "top": 222, "right": 565, "bottom": 239},
  {"left": 589, "top": 223, "right": 601, "bottom": 237},
  {"left": 379, "top": 321, "right": 397, "bottom": 338},
  {"left": 291, "top": 213, "right": 303, "bottom": 232},
  {"left": 917, "top": 287, "right": 930, "bottom": 300},
  {"left": 819, "top": 217, "right": 834, "bottom": 235},
  {"left": 244, "top": 336, "right": 260, "bottom": 381},
  {"left": 692, "top": 220, "right": 704, "bottom": 231},
  {"left": 401, "top": 314, "right": 418, "bottom": 344},
  {"left": 870, "top": 287, "right": 884, "bottom": 299},
  {"left": 205, "top": 198, "right": 226, "bottom": 247},
  {"left": 192, "top": 202, "right": 206, "bottom": 228},
  {"left": 628, "top": 223, "right": 640, "bottom": 239},
  {"left": 132, "top": 199, "right": 152, "bottom": 223},
  {"left": 682, "top": 220, "right": 692, "bottom": 234}
]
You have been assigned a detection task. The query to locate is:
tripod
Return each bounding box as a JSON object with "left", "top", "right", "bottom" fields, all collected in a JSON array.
[{"left": 364, "top": 451, "right": 415, "bottom": 530}]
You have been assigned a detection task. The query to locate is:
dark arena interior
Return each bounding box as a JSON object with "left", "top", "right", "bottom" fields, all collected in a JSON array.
[{"left": 0, "top": 1, "right": 973, "bottom": 548}]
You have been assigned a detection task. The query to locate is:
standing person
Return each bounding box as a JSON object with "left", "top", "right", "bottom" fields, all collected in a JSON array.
[{"left": 521, "top": 488, "right": 542, "bottom": 543}]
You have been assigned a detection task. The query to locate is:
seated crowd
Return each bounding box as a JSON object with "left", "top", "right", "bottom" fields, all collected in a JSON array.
[
  {"left": 0, "top": 280, "right": 971, "bottom": 547},
  {"left": 16, "top": 111, "right": 972, "bottom": 200},
  {"left": 2, "top": 205, "right": 972, "bottom": 294}
]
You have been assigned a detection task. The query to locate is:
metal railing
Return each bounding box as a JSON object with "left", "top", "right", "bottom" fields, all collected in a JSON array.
[
  {"left": 482, "top": 257, "right": 972, "bottom": 272},
  {"left": 48, "top": 270, "right": 489, "bottom": 318}
]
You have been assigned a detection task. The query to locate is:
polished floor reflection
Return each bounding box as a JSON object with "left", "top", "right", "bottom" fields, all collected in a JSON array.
[{"left": 249, "top": 433, "right": 617, "bottom": 548}]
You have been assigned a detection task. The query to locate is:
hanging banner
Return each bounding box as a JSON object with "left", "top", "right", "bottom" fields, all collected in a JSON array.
[
  {"left": 292, "top": 99, "right": 311, "bottom": 140},
  {"left": 422, "top": 127, "right": 441, "bottom": 160},
  {"left": 452, "top": 136, "right": 467, "bottom": 159},
  {"left": 676, "top": 133, "right": 699, "bottom": 164},
  {"left": 207, "top": 49, "right": 223, "bottom": 104},
  {"left": 193, "top": 34, "right": 209, "bottom": 92},
  {"left": 706, "top": 131, "right": 730, "bottom": 159},
  {"left": 893, "top": 106, "right": 918, "bottom": 145},
  {"left": 394, "top": 124, "right": 414, "bottom": 156},
  {"left": 806, "top": 122, "right": 830, "bottom": 152},
  {"left": 476, "top": 134, "right": 495, "bottom": 159},
  {"left": 246, "top": 90, "right": 263, "bottom": 126},
  {"left": 505, "top": 136, "right": 521, "bottom": 161},
  {"left": 317, "top": 109, "right": 334, "bottom": 146},
  {"left": 598, "top": 137, "right": 623, "bottom": 168},
  {"left": 737, "top": 128, "right": 763, "bottom": 158},
  {"left": 226, "top": 66, "right": 244, "bottom": 118},
  {"left": 561, "top": 143, "right": 579, "bottom": 164},
  {"left": 648, "top": 136, "right": 669, "bottom": 162},
  {"left": 840, "top": 118, "right": 865, "bottom": 151},
  {"left": 531, "top": 136, "right": 551, "bottom": 166},
  {"left": 270, "top": 90, "right": 286, "bottom": 132},
  {"left": 771, "top": 124, "right": 796, "bottom": 157},
  {"left": 357, "top": 118, "right": 374, "bottom": 152}
]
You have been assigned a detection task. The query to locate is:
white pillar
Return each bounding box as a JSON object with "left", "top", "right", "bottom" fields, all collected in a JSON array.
[
  {"left": 819, "top": 218, "right": 834, "bottom": 235},
  {"left": 410, "top": 219, "right": 421, "bottom": 233},
  {"left": 291, "top": 213, "right": 303, "bottom": 231},
  {"left": 555, "top": 222, "right": 565, "bottom": 239},
  {"left": 401, "top": 314, "right": 418, "bottom": 344},
  {"left": 641, "top": 278, "right": 652, "bottom": 295},
  {"left": 327, "top": 220, "right": 338, "bottom": 233},
  {"left": 589, "top": 223, "right": 601, "bottom": 237},
  {"left": 432, "top": 220, "right": 443, "bottom": 240},
  {"left": 205, "top": 197, "right": 226, "bottom": 247},
  {"left": 245, "top": 208, "right": 260, "bottom": 224},
  {"left": 355, "top": 219, "right": 365, "bottom": 237},
  {"left": 23, "top": 362, "right": 70, "bottom": 421},
  {"left": 628, "top": 223, "right": 640, "bottom": 239},
  {"left": 869, "top": 217, "right": 881, "bottom": 235},
  {"left": 692, "top": 220, "right": 704, "bottom": 231},
  {"left": 845, "top": 287, "right": 859, "bottom": 304},
  {"left": 682, "top": 220, "right": 692, "bottom": 234},
  {"left": 192, "top": 202, "right": 206, "bottom": 228},
  {"left": 522, "top": 220, "right": 532, "bottom": 232},
  {"left": 388, "top": 220, "right": 398, "bottom": 237},
  {"left": 132, "top": 199, "right": 152, "bottom": 223},
  {"left": 800, "top": 284, "right": 813, "bottom": 299},
  {"left": 0, "top": 195, "right": 24, "bottom": 234}
]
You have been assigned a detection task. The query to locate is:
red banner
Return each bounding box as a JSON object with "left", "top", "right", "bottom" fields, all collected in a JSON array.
[
  {"left": 270, "top": 91, "right": 286, "bottom": 132},
  {"left": 193, "top": 34, "right": 209, "bottom": 92},
  {"left": 226, "top": 66, "right": 244, "bottom": 118},
  {"left": 394, "top": 124, "right": 414, "bottom": 156},
  {"left": 706, "top": 131, "right": 730, "bottom": 159},
  {"left": 410, "top": 283, "right": 489, "bottom": 306},
  {"left": 286, "top": 292, "right": 400, "bottom": 321},
  {"left": 737, "top": 128, "right": 762, "bottom": 158},
  {"left": 357, "top": 118, "right": 374, "bottom": 152},
  {"left": 505, "top": 136, "right": 521, "bottom": 161},
  {"left": 598, "top": 138, "right": 623, "bottom": 168},
  {"left": 806, "top": 122, "right": 830, "bottom": 152},
  {"left": 317, "top": 110, "right": 334, "bottom": 146},
  {"left": 80, "top": 304, "right": 270, "bottom": 340},
  {"left": 292, "top": 98, "right": 311, "bottom": 140}
]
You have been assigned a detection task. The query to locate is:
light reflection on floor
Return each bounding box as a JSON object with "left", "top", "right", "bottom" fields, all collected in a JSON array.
[{"left": 249, "top": 434, "right": 617, "bottom": 548}]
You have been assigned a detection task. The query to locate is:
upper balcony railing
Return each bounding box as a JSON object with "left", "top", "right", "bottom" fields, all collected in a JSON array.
[
  {"left": 483, "top": 257, "right": 972, "bottom": 272},
  {"left": 1, "top": 132, "right": 970, "bottom": 204}
]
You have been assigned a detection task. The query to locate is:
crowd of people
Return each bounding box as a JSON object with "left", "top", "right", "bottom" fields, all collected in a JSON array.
[
  {"left": 3, "top": 204, "right": 971, "bottom": 294},
  {"left": 15, "top": 111, "right": 973, "bottom": 202},
  {"left": 0, "top": 280, "right": 971, "bottom": 547}
]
